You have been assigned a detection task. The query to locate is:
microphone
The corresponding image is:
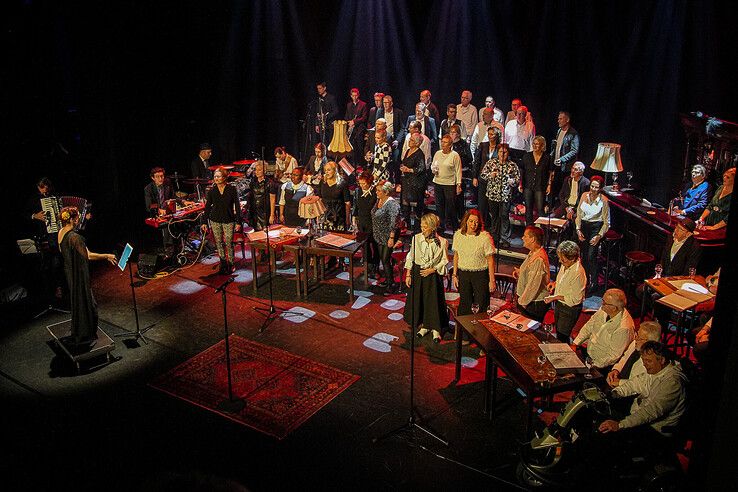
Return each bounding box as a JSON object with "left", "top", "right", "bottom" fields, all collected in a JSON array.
[{"left": 215, "top": 276, "right": 235, "bottom": 293}]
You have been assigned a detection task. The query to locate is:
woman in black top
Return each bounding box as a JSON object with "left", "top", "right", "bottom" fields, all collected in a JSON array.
[
  {"left": 522, "top": 135, "right": 554, "bottom": 226},
  {"left": 352, "top": 171, "right": 378, "bottom": 274},
  {"left": 201, "top": 167, "right": 242, "bottom": 273},
  {"left": 399, "top": 132, "right": 426, "bottom": 229},
  {"left": 316, "top": 161, "right": 351, "bottom": 232}
]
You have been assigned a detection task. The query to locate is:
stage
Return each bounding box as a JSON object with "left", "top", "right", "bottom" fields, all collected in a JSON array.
[{"left": 0, "top": 250, "right": 588, "bottom": 491}]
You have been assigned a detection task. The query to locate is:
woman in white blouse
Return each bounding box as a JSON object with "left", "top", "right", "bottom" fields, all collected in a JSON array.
[
  {"left": 404, "top": 213, "right": 450, "bottom": 343},
  {"left": 513, "top": 226, "right": 550, "bottom": 321},
  {"left": 545, "top": 240, "right": 587, "bottom": 343},
  {"left": 452, "top": 209, "right": 496, "bottom": 318},
  {"left": 575, "top": 175, "right": 609, "bottom": 291}
]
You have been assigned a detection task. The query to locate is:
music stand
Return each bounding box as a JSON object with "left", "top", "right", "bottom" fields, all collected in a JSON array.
[
  {"left": 374, "top": 237, "right": 448, "bottom": 448},
  {"left": 215, "top": 276, "right": 245, "bottom": 413},
  {"left": 114, "top": 243, "right": 155, "bottom": 345}
]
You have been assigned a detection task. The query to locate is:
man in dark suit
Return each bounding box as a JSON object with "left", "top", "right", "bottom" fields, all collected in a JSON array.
[
  {"left": 312, "top": 81, "right": 339, "bottom": 147},
  {"left": 557, "top": 161, "right": 590, "bottom": 220},
  {"left": 144, "top": 166, "right": 175, "bottom": 251},
  {"left": 367, "top": 92, "right": 384, "bottom": 129},
  {"left": 404, "top": 102, "right": 438, "bottom": 148},
  {"left": 190, "top": 143, "right": 212, "bottom": 180},
  {"left": 419, "top": 89, "right": 441, "bottom": 128},
  {"left": 550, "top": 111, "right": 580, "bottom": 199},
  {"left": 345, "top": 88, "right": 368, "bottom": 166},
  {"left": 660, "top": 218, "right": 701, "bottom": 277},
  {"left": 376, "top": 94, "right": 405, "bottom": 167}
]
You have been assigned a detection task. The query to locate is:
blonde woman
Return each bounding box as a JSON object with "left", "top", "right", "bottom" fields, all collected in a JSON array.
[{"left": 404, "top": 213, "right": 450, "bottom": 343}]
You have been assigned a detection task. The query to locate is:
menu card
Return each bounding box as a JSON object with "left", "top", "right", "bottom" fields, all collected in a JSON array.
[
  {"left": 490, "top": 310, "right": 540, "bottom": 331},
  {"left": 315, "top": 233, "right": 356, "bottom": 249},
  {"left": 539, "top": 343, "right": 588, "bottom": 374}
]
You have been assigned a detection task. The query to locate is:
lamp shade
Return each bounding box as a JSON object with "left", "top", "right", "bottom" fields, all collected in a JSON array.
[
  {"left": 298, "top": 196, "right": 327, "bottom": 219},
  {"left": 591, "top": 142, "right": 624, "bottom": 173},
  {"left": 328, "top": 120, "right": 353, "bottom": 153}
]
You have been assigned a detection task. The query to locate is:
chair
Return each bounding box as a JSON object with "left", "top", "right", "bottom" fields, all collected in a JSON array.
[
  {"left": 231, "top": 224, "right": 251, "bottom": 264},
  {"left": 623, "top": 250, "right": 655, "bottom": 294},
  {"left": 600, "top": 229, "right": 623, "bottom": 288},
  {"left": 494, "top": 273, "right": 517, "bottom": 303}
]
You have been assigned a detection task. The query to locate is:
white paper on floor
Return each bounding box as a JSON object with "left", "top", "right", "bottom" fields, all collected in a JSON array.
[
  {"left": 351, "top": 296, "right": 371, "bottom": 309},
  {"left": 380, "top": 299, "right": 405, "bottom": 310},
  {"left": 363, "top": 332, "right": 399, "bottom": 352},
  {"left": 387, "top": 312, "right": 404, "bottom": 321},
  {"left": 233, "top": 269, "right": 254, "bottom": 283},
  {"left": 280, "top": 306, "right": 316, "bottom": 323},
  {"left": 329, "top": 310, "right": 350, "bottom": 319},
  {"left": 276, "top": 267, "right": 297, "bottom": 275},
  {"left": 335, "top": 271, "right": 350, "bottom": 280},
  {"left": 168, "top": 280, "right": 207, "bottom": 295},
  {"left": 350, "top": 289, "right": 374, "bottom": 298},
  {"left": 461, "top": 356, "right": 479, "bottom": 368}
]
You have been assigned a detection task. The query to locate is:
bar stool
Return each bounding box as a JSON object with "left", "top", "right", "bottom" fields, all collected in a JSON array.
[
  {"left": 601, "top": 229, "right": 623, "bottom": 288},
  {"left": 623, "top": 250, "right": 655, "bottom": 294}
]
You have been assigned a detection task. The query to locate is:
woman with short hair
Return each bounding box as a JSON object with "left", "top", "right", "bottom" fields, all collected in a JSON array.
[
  {"left": 522, "top": 135, "right": 554, "bottom": 226},
  {"left": 452, "top": 209, "right": 496, "bottom": 318},
  {"left": 201, "top": 167, "right": 242, "bottom": 274},
  {"left": 513, "top": 226, "right": 550, "bottom": 321},
  {"left": 545, "top": 240, "right": 587, "bottom": 343},
  {"left": 371, "top": 180, "right": 400, "bottom": 292}
]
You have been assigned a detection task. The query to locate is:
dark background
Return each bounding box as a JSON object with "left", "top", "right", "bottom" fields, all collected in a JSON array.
[{"left": 6, "top": 0, "right": 738, "bottom": 248}]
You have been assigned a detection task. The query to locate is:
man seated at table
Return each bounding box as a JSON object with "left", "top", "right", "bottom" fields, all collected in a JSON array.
[
  {"left": 673, "top": 164, "right": 710, "bottom": 220},
  {"left": 607, "top": 321, "right": 662, "bottom": 388},
  {"left": 573, "top": 288, "right": 634, "bottom": 370},
  {"left": 144, "top": 166, "right": 175, "bottom": 254},
  {"left": 556, "top": 161, "right": 589, "bottom": 232},
  {"left": 599, "top": 341, "right": 687, "bottom": 446},
  {"left": 659, "top": 217, "right": 701, "bottom": 277}
]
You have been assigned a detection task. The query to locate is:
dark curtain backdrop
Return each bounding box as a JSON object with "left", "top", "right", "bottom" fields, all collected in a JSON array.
[{"left": 6, "top": 0, "right": 737, "bottom": 247}]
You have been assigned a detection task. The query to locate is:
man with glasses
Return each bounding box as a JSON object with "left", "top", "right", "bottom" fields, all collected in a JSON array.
[
  {"left": 673, "top": 164, "right": 710, "bottom": 220},
  {"left": 456, "top": 90, "right": 478, "bottom": 141},
  {"left": 607, "top": 320, "right": 662, "bottom": 387},
  {"left": 573, "top": 288, "right": 635, "bottom": 370}
]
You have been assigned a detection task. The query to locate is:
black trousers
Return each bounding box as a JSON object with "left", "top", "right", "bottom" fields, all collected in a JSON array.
[
  {"left": 554, "top": 302, "right": 583, "bottom": 343},
  {"left": 434, "top": 183, "right": 458, "bottom": 232},
  {"left": 524, "top": 188, "right": 545, "bottom": 226},
  {"left": 457, "top": 269, "right": 490, "bottom": 316},
  {"left": 488, "top": 200, "right": 511, "bottom": 245},
  {"left": 580, "top": 220, "right": 603, "bottom": 289},
  {"left": 476, "top": 177, "right": 489, "bottom": 228},
  {"left": 356, "top": 217, "right": 378, "bottom": 266},
  {"left": 518, "top": 299, "right": 549, "bottom": 322},
  {"left": 377, "top": 242, "right": 395, "bottom": 287}
]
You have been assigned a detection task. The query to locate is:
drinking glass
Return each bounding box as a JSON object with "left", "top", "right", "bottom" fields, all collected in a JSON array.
[
  {"left": 543, "top": 323, "right": 554, "bottom": 343},
  {"left": 654, "top": 264, "right": 663, "bottom": 279},
  {"left": 584, "top": 356, "right": 594, "bottom": 379},
  {"left": 486, "top": 304, "right": 495, "bottom": 320},
  {"left": 537, "top": 355, "right": 547, "bottom": 374},
  {"left": 689, "top": 267, "right": 696, "bottom": 279},
  {"left": 471, "top": 303, "right": 480, "bottom": 324},
  {"left": 626, "top": 171, "right": 634, "bottom": 189}
]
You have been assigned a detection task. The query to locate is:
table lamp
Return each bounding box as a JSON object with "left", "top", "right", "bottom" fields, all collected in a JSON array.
[
  {"left": 298, "top": 195, "right": 327, "bottom": 237},
  {"left": 590, "top": 142, "right": 624, "bottom": 190}
]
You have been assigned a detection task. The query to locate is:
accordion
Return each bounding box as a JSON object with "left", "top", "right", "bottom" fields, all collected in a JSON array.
[{"left": 40, "top": 196, "right": 92, "bottom": 233}]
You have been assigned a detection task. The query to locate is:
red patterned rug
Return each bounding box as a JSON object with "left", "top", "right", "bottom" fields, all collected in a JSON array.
[{"left": 150, "top": 335, "right": 360, "bottom": 439}]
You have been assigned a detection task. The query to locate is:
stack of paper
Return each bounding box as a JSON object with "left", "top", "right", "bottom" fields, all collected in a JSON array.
[
  {"left": 490, "top": 310, "right": 540, "bottom": 331},
  {"left": 315, "top": 233, "right": 356, "bottom": 249},
  {"left": 247, "top": 229, "right": 282, "bottom": 242},
  {"left": 534, "top": 217, "right": 567, "bottom": 228},
  {"left": 539, "top": 343, "right": 588, "bottom": 374}
]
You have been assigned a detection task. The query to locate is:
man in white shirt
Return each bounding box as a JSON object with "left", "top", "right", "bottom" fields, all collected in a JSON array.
[
  {"left": 573, "top": 288, "right": 634, "bottom": 369},
  {"left": 274, "top": 146, "right": 298, "bottom": 184},
  {"left": 505, "top": 98, "right": 522, "bottom": 126},
  {"left": 599, "top": 341, "right": 687, "bottom": 438},
  {"left": 470, "top": 107, "right": 504, "bottom": 157},
  {"left": 504, "top": 105, "right": 535, "bottom": 165},
  {"left": 479, "top": 96, "right": 504, "bottom": 124},
  {"left": 456, "top": 90, "right": 478, "bottom": 140},
  {"left": 545, "top": 240, "right": 587, "bottom": 342},
  {"left": 607, "top": 321, "right": 662, "bottom": 387}
]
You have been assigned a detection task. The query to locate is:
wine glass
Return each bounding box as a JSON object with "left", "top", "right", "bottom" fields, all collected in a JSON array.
[
  {"left": 689, "top": 267, "right": 696, "bottom": 279},
  {"left": 612, "top": 172, "right": 619, "bottom": 190},
  {"left": 584, "top": 356, "right": 594, "bottom": 379},
  {"left": 626, "top": 171, "right": 634, "bottom": 189},
  {"left": 486, "top": 304, "right": 495, "bottom": 320},
  {"left": 537, "top": 355, "right": 547, "bottom": 374},
  {"left": 471, "top": 303, "right": 480, "bottom": 324},
  {"left": 654, "top": 264, "right": 663, "bottom": 279},
  {"left": 543, "top": 323, "right": 554, "bottom": 343}
]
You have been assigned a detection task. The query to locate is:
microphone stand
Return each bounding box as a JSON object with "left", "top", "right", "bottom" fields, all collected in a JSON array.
[
  {"left": 214, "top": 276, "right": 245, "bottom": 413},
  {"left": 374, "top": 236, "right": 448, "bottom": 448},
  {"left": 253, "top": 146, "right": 288, "bottom": 333}
]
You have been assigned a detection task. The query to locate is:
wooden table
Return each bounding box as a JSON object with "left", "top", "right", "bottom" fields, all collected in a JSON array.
[
  {"left": 285, "top": 232, "right": 367, "bottom": 305},
  {"left": 454, "top": 313, "right": 602, "bottom": 436},
  {"left": 248, "top": 225, "right": 301, "bottom": 293}
]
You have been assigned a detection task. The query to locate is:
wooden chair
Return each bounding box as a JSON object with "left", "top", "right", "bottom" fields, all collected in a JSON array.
[{"left": 494, "top": 273, "right": 517, "bottom": 303}]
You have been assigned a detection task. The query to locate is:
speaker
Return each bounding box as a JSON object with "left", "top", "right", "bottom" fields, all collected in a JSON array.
[{"left": 138, "top": 253, "right": 162, "bottom": 277}]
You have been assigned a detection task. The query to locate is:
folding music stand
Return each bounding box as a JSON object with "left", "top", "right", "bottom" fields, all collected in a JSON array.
[{"left": 114, "top": 243, "right": 155, "bottom": 345}]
